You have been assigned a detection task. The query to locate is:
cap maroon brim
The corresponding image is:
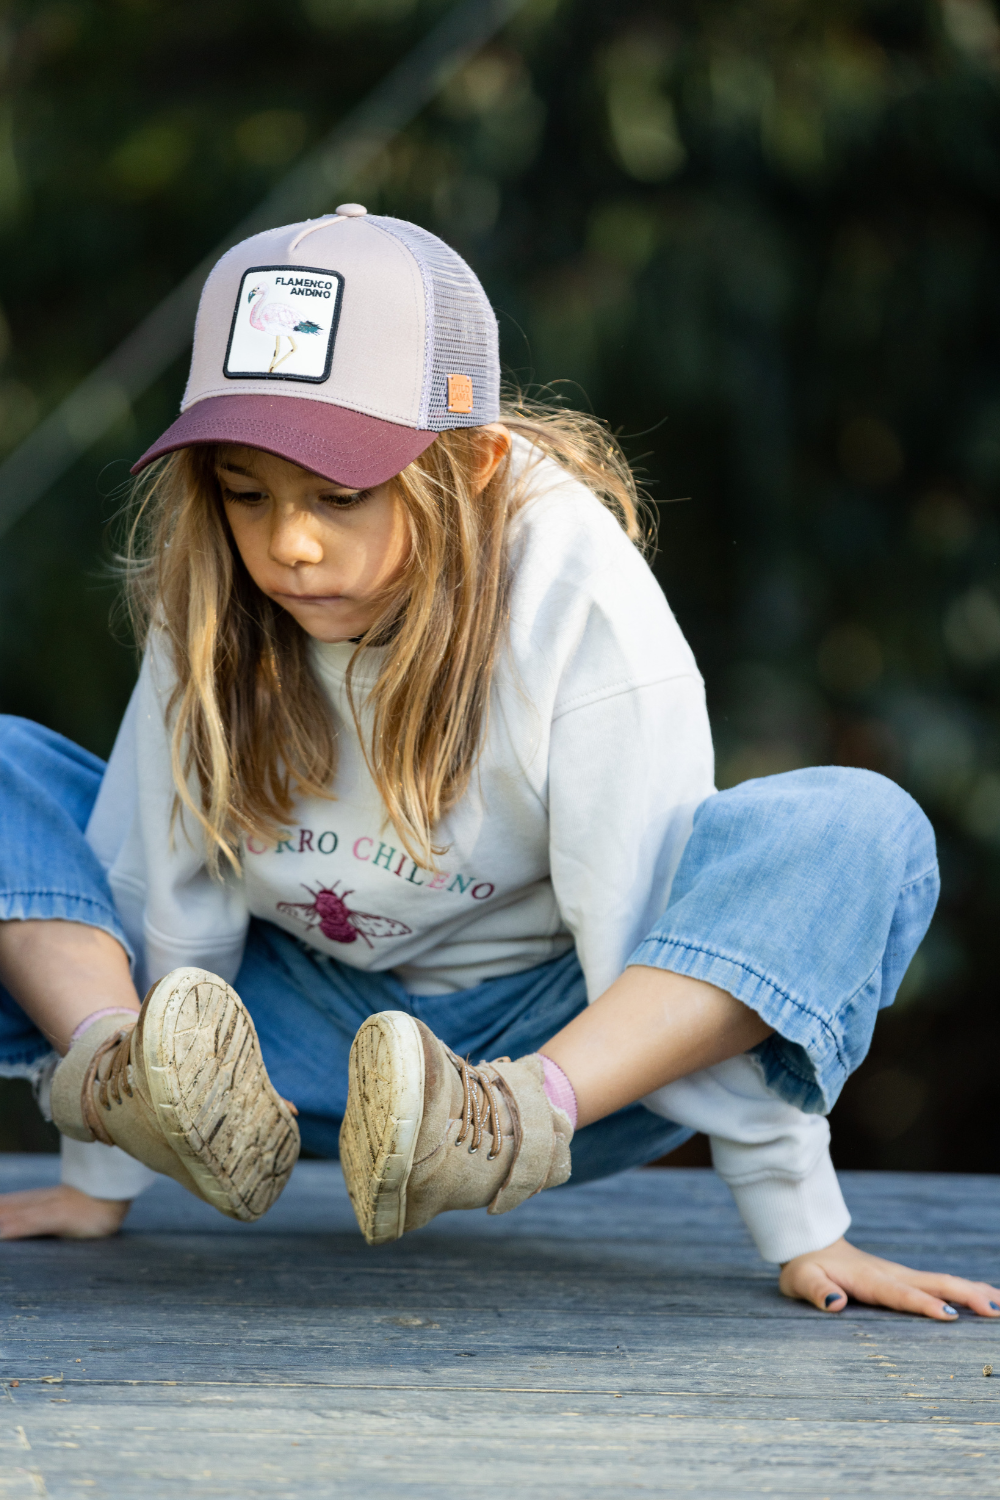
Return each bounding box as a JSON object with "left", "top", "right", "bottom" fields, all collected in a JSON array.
[{"left": 131, "top": 393, "right": 438, "bottom": 489}]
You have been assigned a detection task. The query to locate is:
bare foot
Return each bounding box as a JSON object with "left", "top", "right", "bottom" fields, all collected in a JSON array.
[
  {"left": 781, "top": 1236, "right": 1000, "bottom": 1320},
  {"left": 0, "top": 1184, "right": 131, "bottom": 1240}
]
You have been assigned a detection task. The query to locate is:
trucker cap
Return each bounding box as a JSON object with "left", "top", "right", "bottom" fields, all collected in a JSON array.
[{"left": 132, "top": 204, "right": 500, "bottom": 489}]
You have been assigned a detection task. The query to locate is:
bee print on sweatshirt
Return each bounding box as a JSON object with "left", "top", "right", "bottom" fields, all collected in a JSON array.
[{"left": 277, "top": 882, "right": 413, "bottom": 948}]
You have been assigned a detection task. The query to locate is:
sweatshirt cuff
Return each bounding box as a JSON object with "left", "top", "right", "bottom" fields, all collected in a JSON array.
[
  {"left": 717, "top": 1146, "right": 851, "bottom": 1264},
  {"left": 60, "top": 1135, "right": 159, "bottom": 1201}
]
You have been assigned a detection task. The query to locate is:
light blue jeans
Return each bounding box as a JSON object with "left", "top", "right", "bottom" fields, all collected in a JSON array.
[{"left": 0, "top": 716, "right": 939, "bottom": 1180}]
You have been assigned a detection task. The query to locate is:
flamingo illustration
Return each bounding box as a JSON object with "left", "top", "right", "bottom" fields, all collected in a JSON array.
[{"left": 246, "top": 285, "right": 323, "bottom": 372}]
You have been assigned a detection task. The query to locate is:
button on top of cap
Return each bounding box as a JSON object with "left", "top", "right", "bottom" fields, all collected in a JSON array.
[{"left": 335, "top": 203, "right": 367, "bottom": 217}]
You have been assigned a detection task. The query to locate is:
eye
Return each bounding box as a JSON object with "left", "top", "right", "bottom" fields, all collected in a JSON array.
[
  {"left": 220, "top": 485, "right": 267, "bottom": 506},
  {"left": 319, "top": 488, "right": 371, "bottom": 510}
]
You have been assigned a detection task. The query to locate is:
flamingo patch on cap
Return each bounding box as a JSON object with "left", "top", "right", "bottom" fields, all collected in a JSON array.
[{"left": 224, "top": 264, "right": 344, "bottom": 384}]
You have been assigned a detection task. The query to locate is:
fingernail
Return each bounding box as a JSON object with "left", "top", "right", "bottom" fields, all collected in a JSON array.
[
  {"left": 942, "top": 1304, "right": 958, "bottom": 1316},
  {"left": 990, "top": 1302, "right": 999, "bottom": 1312},
  {"left": 825, "top": 1293, "right": 843, "bottom": 1307}
]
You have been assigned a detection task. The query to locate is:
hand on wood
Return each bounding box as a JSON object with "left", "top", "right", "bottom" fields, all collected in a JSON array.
[
  {"left": 780, "top": 1236, "right": 1000, "bottom": 1320},
  {"left": 0, "top": 1184, "right": 131, "bottom": 1240}
]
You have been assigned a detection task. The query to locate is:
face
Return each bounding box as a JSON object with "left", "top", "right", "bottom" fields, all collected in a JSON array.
[{"left": 216, "top": 446, "right": 410, "bottom": 643}]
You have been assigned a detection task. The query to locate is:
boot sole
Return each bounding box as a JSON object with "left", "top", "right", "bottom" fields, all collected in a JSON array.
[
  {"left": 139, "top": 967, "right": 300, "bottom": 1222},
  {"left": 339, "top": 1011, "right": 425, "bottom": 1246}
]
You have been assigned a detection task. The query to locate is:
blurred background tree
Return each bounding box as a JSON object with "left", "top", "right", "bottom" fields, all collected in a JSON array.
[{"left": 1, "top": 0, "right": 999, "bottom": 1170}]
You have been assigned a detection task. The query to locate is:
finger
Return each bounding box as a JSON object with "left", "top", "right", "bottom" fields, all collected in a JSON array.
[
  {"left": 899, "top": 1272, "right": 1000, "bottom": 1318},
  {"left": 0, "top": 1186, "right": 127, "bottom": 1241},
  {"left": 893, "top": 1285, "right": 961, "bottom": 1321},
  {"left": 0, "top": 1206, "right": 54, "bottom": 1240},
  {"left": 0, "top": 1187, "right": 60, "bottom": 1236},
  {"left": 779, "top": 1259, "right": 848, "bottom": 1312},
  {"left": 0, "top": 1188, "right": 60, "bottom": 1208},
  {"left": 839, "top": 1271, "right": 960, "bottom": 1321},
  {"left": 829, "top": 1251, "right": 1000, "bottom": 1317}
]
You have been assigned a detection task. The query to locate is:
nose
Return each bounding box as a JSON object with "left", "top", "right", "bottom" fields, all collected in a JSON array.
[{"left": 268, "top": 503, "right": 324, "bottom": 568}]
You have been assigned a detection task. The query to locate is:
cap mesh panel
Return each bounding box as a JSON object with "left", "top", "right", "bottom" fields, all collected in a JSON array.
[{"left": 369, "top": 216, "right": 500, "bottom": 429}]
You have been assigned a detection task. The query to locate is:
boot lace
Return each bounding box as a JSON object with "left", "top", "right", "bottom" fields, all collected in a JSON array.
[
  {"left": 442, "top": 1049, "right": 524, "bottom": 1196},
  {"left": 81, "top": 1027, "right": 136, "bottom": 1147}
]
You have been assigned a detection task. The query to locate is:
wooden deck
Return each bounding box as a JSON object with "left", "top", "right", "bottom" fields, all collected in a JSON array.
[{"left": 1, "top": 1157, "right": 998, "bottom": 1498}]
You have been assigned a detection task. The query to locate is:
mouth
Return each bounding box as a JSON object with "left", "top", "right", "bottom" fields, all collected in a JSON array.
[{"left": 273, "top": 591, "right": 348, "bottom": 605}]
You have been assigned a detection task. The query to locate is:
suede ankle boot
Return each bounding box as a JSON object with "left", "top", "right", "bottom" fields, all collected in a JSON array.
[
  {"left": 339, "top": 1011, "right": 573, "bottom": 1246},
  {"left": 50, "top": 968, "right": 300, "bottom": 1222}
]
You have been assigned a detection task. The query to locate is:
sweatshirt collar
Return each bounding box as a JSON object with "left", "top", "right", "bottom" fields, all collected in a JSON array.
[{"left": 310, "top": 637, "right": 385, "bottom": 686}]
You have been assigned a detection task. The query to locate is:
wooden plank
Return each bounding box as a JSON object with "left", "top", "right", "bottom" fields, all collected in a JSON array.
[{"left": 1, "top": 1159, "right": 998, "bottom": 1496}]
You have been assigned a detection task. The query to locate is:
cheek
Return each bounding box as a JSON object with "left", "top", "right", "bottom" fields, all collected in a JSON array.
[
  {"left": 225, "top": 512, "right": 269, "bottom": 583},
  {"left": 369, "top": 503, "right": 410, "bottom": 584}
]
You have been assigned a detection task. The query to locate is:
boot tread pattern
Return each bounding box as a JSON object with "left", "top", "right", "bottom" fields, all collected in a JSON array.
[
  {"left": 339, "top": 1011, "right": 425, "bottom": 1246},
  {"left": 143, "top": 969, "right": 299, "bottom": 1222}
]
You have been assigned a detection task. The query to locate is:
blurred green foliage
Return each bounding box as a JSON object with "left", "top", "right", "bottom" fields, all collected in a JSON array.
[{"left": 1, "top": 0, "right": 999, "bottom": 1170}]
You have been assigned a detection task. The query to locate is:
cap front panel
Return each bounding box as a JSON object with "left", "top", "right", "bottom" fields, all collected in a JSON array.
[
  {"left": 300, "top": 219, "right": 425, "bottom": 424},
  {"left": 182, "top": 219, "right": 427, "bottom": 427},
  {"left": 224, "top": 266, "right": 344, "bottom": 383}
]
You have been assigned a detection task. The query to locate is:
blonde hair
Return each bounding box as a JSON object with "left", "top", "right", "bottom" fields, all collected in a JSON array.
[{"left": 123, "top": 401, "right": 650, "bottom": 875}]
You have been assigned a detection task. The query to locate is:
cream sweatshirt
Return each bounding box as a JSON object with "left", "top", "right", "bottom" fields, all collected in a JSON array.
[{"left": 70, "top": 436, "right": 849, "bottom": 1262}]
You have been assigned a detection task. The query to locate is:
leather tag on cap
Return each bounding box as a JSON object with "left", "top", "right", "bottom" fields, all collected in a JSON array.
[{"left": 447, "top": 373, "right": 474, "bottom": 414}]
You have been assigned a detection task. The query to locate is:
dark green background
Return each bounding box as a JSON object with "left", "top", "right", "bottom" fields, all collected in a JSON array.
[{"left": 2, "top": 0, "right": 999, "bottom": 1170}]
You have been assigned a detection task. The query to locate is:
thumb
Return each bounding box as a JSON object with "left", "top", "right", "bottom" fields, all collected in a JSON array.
[{"left": 780, "top": 1257, "right": 847, "bottom": 1313}]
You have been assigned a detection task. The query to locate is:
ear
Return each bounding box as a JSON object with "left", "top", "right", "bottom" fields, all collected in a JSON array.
[{"left": 471, "top": 424, "right": 512, "bottom": 496}]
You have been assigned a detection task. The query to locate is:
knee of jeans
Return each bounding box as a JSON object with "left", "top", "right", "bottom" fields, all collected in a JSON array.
[
  {"left": 0, "top": 714, "right": 34, "bottom": 763},
  {"left": 0, "top": 714, "right": 52, "bottom": 753},
  {"left": 818, "top": 766, "right": 937, "bottom": 877},
  {"left": 809, "top": 764, "right": 914, "bottom": 821},
  {"left": 816, "top": 764, "right": 902, "bottom": 805}
]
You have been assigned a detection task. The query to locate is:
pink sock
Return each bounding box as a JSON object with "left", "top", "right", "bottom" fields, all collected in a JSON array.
[
  {"left": 69, "top": 1008, "right": 139, "bottom": 1046},
  {"left": 539, "top": 1054, "right": 578, "bottom": 1129}
]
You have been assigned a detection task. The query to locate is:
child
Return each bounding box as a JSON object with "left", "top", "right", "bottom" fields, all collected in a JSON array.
[{"left": 1, "top": 206, "right": 997, "bottom": 1322}]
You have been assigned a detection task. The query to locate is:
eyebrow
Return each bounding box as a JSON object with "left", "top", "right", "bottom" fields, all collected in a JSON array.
[{"left": 216, "top": 461, "right": 358, "bottom": 496}]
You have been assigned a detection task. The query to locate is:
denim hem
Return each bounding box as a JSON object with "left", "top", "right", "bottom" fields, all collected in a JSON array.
[
  {"left": 628, "top": 936, "right": 843, "bottom": 1114},
  {"left": 0, "top": 1048, "right": 56, "bottom": 1080},
  {"left": 898, "top": 863, "right": 939, "bottom": 895},
  {"left": 0, "top": 891, "right": 132, "bottom": 961}
]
